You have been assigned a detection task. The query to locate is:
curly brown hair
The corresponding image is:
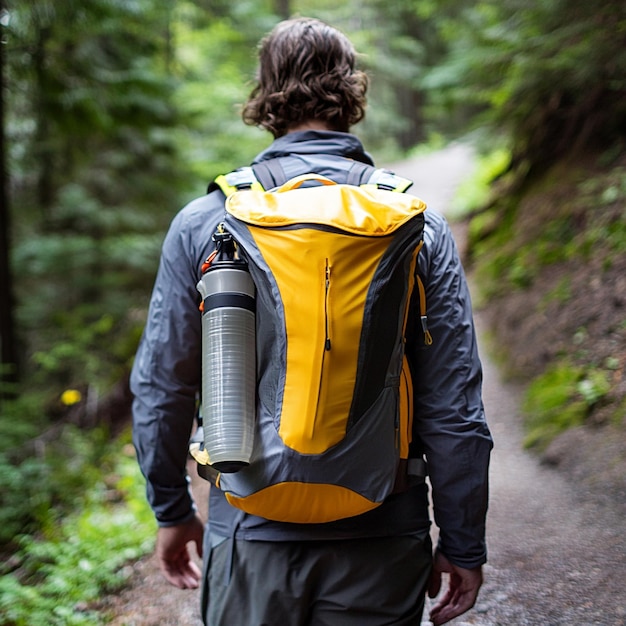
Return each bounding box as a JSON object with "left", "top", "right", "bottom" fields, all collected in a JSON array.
[{"left": 242, "top": 18, "right": 368, "bottom": 138}]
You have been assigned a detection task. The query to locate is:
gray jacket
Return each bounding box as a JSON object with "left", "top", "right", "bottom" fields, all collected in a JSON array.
[{"left": 131, "top": 130, "right": 493, "bottom": 569}]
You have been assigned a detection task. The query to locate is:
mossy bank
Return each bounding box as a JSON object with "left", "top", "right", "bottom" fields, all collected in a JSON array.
[{"left": 466, "top": 149, "right": 626, "bottom": 514}]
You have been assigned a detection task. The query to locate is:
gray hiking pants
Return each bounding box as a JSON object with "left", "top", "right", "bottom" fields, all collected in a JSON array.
[{"left": 201, "top": 534, "right": 433, "bottom": 626}]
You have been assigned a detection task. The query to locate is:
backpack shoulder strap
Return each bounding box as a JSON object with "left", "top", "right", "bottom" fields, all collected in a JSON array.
[
  {"left": 345, "top": 160, "right": 413, "bottom": 193},
  {"left": 252, "top": 158, "right": 287, "bottom": 190},
  {"left": 346, "top": 160, "right": 375, "bottom": 186},
  {"left": 207, "top": 159, "right": 288, "bottom": 196}
]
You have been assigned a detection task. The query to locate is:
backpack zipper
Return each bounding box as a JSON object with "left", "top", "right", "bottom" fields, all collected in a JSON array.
[
  {"left": 314, "top": 259, "right": 332, "bottom": 431},
  {"left": 324, "top": 258, "right": 332, "bottom": 351}
]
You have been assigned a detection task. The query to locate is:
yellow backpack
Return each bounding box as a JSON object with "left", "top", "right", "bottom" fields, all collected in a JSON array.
[{"left": 193, "top": 163, "right": 431, "bottom": 523}]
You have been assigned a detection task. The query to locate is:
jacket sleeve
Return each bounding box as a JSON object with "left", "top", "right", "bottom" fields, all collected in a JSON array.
[
  {"left": 408, "top": 209, "right": 493, "bottom": 569},
  {"left": 130, "top": 207, "right": 205, "bottom": 527}
]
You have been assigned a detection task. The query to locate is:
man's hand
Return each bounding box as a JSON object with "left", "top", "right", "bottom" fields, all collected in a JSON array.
[
  {"left": 428, "top": 549, "right": 483, "bottom": 625},
  {"left": 156, "top": 513, "right": 205, "bottom": 589}
]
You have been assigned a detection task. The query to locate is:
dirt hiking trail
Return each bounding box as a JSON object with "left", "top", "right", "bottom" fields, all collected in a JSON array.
[{"left": 100, "top": 145, "right": 626, "bottom": 626}]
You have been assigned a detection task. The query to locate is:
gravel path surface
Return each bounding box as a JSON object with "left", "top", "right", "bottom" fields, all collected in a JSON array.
[{"left": 101, "top": 145, "right": 626, "bottom": 625}]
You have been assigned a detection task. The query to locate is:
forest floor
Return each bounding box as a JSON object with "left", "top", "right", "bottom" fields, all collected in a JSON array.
[{"left": 96, "top": 144, "right": 626, "bottom": 625}]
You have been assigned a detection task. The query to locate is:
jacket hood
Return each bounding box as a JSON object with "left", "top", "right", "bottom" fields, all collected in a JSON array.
[{"left": 251, "top": 130, "right": 375, "bottom": 166}]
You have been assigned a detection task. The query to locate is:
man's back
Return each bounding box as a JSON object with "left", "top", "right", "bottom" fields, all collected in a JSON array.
[{"left": 131, "top": 18, "right": 491, "bottom": 625}]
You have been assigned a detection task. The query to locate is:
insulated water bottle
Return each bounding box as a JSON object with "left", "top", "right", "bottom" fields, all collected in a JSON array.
[{"left": 197, "top": 233, "right": 256, "bottom": 473}]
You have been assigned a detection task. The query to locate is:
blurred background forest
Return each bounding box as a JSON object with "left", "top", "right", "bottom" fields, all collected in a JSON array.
[{"left": 1, "top": 0, "right": 625, "bottom": 623}]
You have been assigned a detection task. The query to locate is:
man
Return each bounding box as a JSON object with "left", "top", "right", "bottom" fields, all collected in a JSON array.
[{"left": 131, "top": 17, "right": 492, "bottom": 626}]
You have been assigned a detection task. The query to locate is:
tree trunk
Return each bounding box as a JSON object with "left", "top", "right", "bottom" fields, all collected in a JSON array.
[
  {"left": 275, "top": 0, "right": 290, "bottom": 20},
  {"left": 396, "top": 86, "right": 425, "bottom": 150},
  {"left": 33, "top": 24, "right": 55, "bottom": 220},
  {"left": 0, "top": 1, "right": 20, "bottom": 393}
]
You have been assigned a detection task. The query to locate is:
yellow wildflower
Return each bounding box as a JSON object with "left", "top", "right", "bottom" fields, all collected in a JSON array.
[{"left": 61, "top": 389, "right": 82, "bottom": 406}]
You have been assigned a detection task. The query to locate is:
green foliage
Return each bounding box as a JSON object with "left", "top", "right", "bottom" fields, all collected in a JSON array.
[
  {"left": 0, "top": 393, "right": 50, "bottom": 543},
  {"left": 577, "top": 370, "right": 612, "bottom": 407},
  {"left": 425, "top": 0, "right": 626, "bottom": 173},
  {"left": 522, "top": 361, "right": 611, "bottom": 449},
  {"left": 0, "top": 433, "right": 155, "bottom": 626},
  {"left": 0, "top": 408, "right": 135, "bottom": 546},
  {"left": 5, "top": 0, "right": 193, "bottom": 397},
  {"left": 0, "top": 416, "right": 98, "bottom": 546},
  {"left": 170, "top": 2, "right": 272, "bottom": 182},
  {"left": 0, "top": 393, "right": 46, "bottom": 452},
  {"left": 469, "top": 158, "right": 626, "bottom": 300},
  {"left": 7, "top": 0, "right": 188, "bottom": 205},
  {"left": 539, "top": 278, "right": 572, "bottom": 310}
]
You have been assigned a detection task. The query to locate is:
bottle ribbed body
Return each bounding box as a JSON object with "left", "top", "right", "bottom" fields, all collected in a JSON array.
[{"left": 198, "top": 265, "right": 255, "bottom": 472}]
